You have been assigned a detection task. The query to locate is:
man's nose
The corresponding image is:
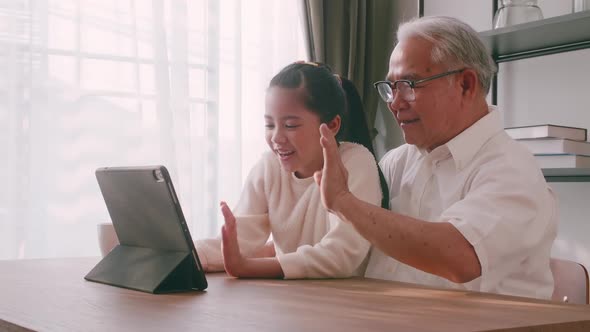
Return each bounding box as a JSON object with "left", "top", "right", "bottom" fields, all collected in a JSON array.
[{"left": 388, "top": 93, "right": 406, "bottom": 113}]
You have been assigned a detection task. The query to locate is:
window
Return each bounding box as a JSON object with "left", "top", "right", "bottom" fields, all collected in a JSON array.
[{"left": 0, "top": 0, "right": 306, "bottom": 259}]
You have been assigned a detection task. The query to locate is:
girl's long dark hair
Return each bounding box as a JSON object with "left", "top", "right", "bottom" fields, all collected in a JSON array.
[{"left": 269, "top": 62, "right": 389, "bottom": 208}]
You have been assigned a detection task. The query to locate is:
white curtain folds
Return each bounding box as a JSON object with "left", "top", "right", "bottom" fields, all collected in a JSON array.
[{"left": 0, "top": 0, "right": 306, "bottom": 259}]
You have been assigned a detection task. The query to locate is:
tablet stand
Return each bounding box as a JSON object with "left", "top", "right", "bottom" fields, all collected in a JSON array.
[{"left": 85, "top": 245, "right": 204, "bottom": 293}]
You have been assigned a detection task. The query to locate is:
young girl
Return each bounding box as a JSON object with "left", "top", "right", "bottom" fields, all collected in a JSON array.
[{"left": 196, "top": 62, "right": 385, "bottom": 279}]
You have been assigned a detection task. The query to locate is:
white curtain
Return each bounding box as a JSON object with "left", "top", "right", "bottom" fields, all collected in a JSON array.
[{"left": 0, "top": 0, "right": 306, "bottom": 259}]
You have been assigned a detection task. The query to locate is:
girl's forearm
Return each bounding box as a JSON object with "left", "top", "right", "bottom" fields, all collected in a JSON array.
[
  {"left": 239, "top": 257, "right": 284, "bottom": 279},
  {"left": 252, "top": 241, "right": 276, "bottom": 258}
]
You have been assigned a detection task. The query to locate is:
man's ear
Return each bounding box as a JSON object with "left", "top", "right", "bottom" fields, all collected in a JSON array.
[
  {"left": 459, "top": 68, "right": 479, "bottom": 98},
  {"left": 326, "top": 115, "right": 341, "bottom": 135}
]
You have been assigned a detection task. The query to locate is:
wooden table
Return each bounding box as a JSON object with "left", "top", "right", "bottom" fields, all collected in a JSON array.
[{"left": 1, "top": 258, "right": 589, "bottom": 332}]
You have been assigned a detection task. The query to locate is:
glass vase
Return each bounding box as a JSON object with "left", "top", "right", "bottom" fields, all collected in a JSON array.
[{"left": 493, "top": 0, "right": 544, "bottom": 29}]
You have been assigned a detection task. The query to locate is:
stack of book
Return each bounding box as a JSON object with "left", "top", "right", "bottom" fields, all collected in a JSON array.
[{"left": 505, "top": 124, "right": 590, "bottom": 169}]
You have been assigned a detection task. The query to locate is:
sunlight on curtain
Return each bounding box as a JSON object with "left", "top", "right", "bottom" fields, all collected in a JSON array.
[{"left": 0, "top": 0, "right": 306, "bottom": 259}]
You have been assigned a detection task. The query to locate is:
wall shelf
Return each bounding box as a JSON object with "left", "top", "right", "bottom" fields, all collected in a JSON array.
[
  {"left": 542, "top": 168, "right": 590, "bottom": 182},
  {"left": 479, "top": 10, "right": 590, "bottom": 63},
  {"left": 480, "top": 9, "right": 590, "bottom": 183}
]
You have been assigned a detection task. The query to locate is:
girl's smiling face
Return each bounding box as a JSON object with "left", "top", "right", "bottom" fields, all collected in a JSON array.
[{"left": 264, "top": 87, "right": 327, "bottom": 178}]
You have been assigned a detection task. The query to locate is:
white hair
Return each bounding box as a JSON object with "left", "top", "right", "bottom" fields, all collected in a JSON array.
[{"left": 397, "top": 16, "right": 497, "bottom": 94}]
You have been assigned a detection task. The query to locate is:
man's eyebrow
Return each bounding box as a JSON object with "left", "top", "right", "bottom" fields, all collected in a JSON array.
[
  {"left": 385, "top": 72, "right": 419, "bottom": 81},
  {"left": 403, "top": 73, "right": 419, "bottom": 80}
]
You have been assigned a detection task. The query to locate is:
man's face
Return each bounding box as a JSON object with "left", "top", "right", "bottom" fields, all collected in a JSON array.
[{"left": 386, "top": 37, "right": 464, "bottom": 151}]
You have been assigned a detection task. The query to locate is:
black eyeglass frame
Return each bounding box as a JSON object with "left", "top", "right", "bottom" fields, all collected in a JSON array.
[{"left": 373, "top": 68, "right": 466, "bottom": 103}]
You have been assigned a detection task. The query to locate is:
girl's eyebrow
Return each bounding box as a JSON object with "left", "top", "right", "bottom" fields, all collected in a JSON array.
[
  {"left": 281, "top": 115, "right": 302, "bottom": 120},
  {"left": 264, "top": 115, "right": 302, "bottom": 120}
]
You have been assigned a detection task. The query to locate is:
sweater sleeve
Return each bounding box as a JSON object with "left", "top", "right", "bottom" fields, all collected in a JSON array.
[
  {"left": 195, "top": 155, "right": 272, "bottom": 271},
  {"left": 277, "top": 144, "right": 382, "bottom": 279}
]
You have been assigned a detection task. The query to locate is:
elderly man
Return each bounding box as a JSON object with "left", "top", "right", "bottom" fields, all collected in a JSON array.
[{"left": 314, "top": 16, "right": 557, "bottom": 299}]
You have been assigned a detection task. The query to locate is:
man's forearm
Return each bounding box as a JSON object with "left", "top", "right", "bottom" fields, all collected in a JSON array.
[{"left": 333, "top": 193, "right": 481, "bottom": 283}]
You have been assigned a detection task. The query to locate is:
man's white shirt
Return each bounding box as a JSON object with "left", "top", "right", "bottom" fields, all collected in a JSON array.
[{"left": 365, "top": 107, "right": 558, "bottom": 299}]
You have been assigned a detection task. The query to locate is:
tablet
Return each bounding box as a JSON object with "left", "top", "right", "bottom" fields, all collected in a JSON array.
[{"left": 85, "top": 165, "right": 207, "bottom": 293}]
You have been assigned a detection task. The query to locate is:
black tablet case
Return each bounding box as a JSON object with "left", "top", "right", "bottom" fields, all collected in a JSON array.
[{"left": 85, "top": 166, "right": 208, "bottom": 293}]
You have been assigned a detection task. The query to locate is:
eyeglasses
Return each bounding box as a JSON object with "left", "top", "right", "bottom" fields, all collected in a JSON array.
[{"left": 373, "top": 68, "right": 465, "bottom": 103}]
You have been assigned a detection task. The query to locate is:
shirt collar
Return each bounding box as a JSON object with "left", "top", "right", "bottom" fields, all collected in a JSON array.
[
  {"left": 445, "top": 105, "right": 503, "bottom": 170},
  {"left": 415, "top": 106, "right": 503, "bottom": 169}
]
